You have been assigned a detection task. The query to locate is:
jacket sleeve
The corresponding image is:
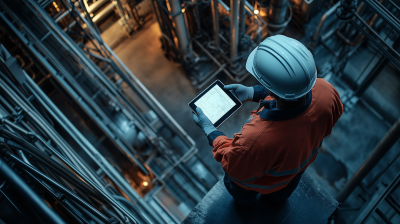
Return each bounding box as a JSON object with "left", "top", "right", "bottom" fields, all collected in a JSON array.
[
  {"left": 207, "top": 131, "right": 226, "bottom": 146},
  {"left": 252, "top": 85, "right": 269, "bottom": 102},
  {"left": 331, "top": 86, "right": 344, "bottom": 128},
  {"left": 211, "top": 133, "right": 268, "bottom": 181},
  {"left": 321, "top": 78, "right": 344, "bottom": 137}
]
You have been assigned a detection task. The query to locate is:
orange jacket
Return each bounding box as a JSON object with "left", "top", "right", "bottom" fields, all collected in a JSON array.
[{"left": 207, "top": 78, "right": 344, "bottom": 194}]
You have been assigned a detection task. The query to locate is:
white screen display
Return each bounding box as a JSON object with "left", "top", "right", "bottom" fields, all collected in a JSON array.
[{"left": 194, "top": 85, "right": 236, "bottom": 124}]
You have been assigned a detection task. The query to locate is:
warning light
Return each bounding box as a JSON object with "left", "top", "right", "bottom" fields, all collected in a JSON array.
[
  {"left": 254, "top": 10, "right": 259, "bottom": 15},
  {"left": 143, "top": 181, "right": 148, "bottom": 186}
]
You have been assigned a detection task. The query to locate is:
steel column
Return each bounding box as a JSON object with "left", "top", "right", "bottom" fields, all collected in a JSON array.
[
  {"left": 211, "top": 0, "right": 220, "bottom": 47},
  {"left": 168, "top": 0, "right": 191, "bottom": 55},
  {"left": 268, "top": 0, "right": 289, "bottom": 33},
  {"left": 239, "top": 0, "right": 246, "bottom": 35},
  {"left": 336, "top": 117, "right": 400, "bottom": 203},
  {"left": 230, "top": 0, "right": 239, "bottom": 63}
]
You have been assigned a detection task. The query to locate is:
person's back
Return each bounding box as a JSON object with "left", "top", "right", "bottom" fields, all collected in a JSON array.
[
  {"left": 212, "top": 78, "right": 343, "bottom": 194},
  {"left": 192, "top": 35, "right": 344, "bottom": 207}
]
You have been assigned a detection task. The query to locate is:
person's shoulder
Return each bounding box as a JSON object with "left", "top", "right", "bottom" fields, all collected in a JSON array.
[
  {"left": 313, "top": 78, "right": 339, "bottom": 97},
  {"left": 314, "top": 78, "right": 334, "bottom": 89},
  {"left": 311, "top": 78, "right": 342, "bottom": 111}
]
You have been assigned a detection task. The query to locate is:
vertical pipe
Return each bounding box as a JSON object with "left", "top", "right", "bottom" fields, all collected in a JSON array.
[
  {"left": 230, "top": 0, "right": 239, "bottom": 63},
  {"left": 192, "top": 0, "right": 202, "bottom": 33},
  {"left": 336, "top": 118, "right": 400, "bottom": 203},
  {"left": 239, "top": 0, "right": 246, "bottom": 35},
  {"left": 168, "top": 0, "right": 191, "bottom": 55},
  {"left": 268, "top": 0, "right": 289, "bottom": 33},
  {"left": 211, "top": 0, "right": 220, "bottom": 47},
  {"left": 113, "top": 0, "right": 131, "bottom": 32}
]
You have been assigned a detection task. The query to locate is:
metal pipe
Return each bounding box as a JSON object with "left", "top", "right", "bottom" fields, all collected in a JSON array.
[
  {"left": 211, "top": 0, "right": 220, "bottom": 47},
  {"left": 87, "top": 0, "right": 108, "bottom": 14},
  {"left": 92, "top": 3, "right": 115, "bottom": 23},
  {"left": 268, "top": 0, "right": 289, "bottom": 33},
  {"left": 1, "top": 152, "right": 111, "bottom": 223},
  {"left": 113, "top": 0, "right": 132, "bottom": 32},
  {"left": 239, "top": 0, "right": 246, "bottom": 35},
  {"left": 0, "top": 72, "right": 140, "bottom": 223},
  {"left": 353, "top": 36, "right": 400, "bottom": 97},
  {"left": 6, "top": 2, "right": 193, "bottom": 222},
  {"left": 364, "top": 0, "right": 400, "bottom": 33},
  {"left": 192, "top": 0, "right": 202, "bottom": 33},
  {"left": 230, "top": 0, "right": 239, "bottom": 62},
  {"left": 0, "top": 157, "right": 66, "bottom": 224},
  {"left": 1, "top": 2, "right": 161, "bottom": 222},
  {"left": 351, "top": 14, "right": 400, "bottom": 71},
  {"left": 168, "top": 0, "right": 191, "bottom": 55},
  {"left": 312, "top": 2, "right": 341, "bottom": 44},
  {"left": 193, "top": 39, "right": 250, "bottom": 82},
  {"left": 16, "top": 150, "right": 92, "bottom": 224},
  {"left": 336, "top": 117, "right": 400, "bottom": 203}
]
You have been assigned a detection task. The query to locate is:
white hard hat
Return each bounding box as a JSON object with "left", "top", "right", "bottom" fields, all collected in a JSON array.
[{"left": 246, "top": 35, "right": 317, "bottom": 100}]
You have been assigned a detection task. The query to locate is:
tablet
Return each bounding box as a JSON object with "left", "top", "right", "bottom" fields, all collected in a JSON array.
[{"left": 188, "top": 80, "right": 242, "bottom": 128}]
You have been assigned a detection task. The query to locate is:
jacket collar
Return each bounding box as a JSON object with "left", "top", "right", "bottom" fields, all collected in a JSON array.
[{"left": 259, "top": 91, "right": 312, "bottom": 121}]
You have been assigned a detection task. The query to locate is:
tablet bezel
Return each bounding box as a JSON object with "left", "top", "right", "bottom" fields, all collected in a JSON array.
[{"left": 188, "top": 80, "right": 242, "bottom": 128}]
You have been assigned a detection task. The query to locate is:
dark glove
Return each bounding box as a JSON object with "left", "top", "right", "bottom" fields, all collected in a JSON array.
[{"left": 192, "top": 107, "right": 217, "bottom": 136}]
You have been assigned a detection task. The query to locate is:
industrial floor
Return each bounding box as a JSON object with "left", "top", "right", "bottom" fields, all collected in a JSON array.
[{"left": 107, "top": 18, "right": 400, "bottom": 223}]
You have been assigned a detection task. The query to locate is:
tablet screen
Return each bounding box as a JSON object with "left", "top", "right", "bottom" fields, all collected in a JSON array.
[
  {"left": 188, "top": 79, "right": 242, "bottom": 128},
  {"left": 194, "top": 85, "right": 236, "bottom": 124}
]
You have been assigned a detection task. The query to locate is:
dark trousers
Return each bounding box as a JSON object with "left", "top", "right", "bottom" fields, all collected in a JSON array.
[{"left": 223, "top": 170, "right": 305, "bottom": 207}]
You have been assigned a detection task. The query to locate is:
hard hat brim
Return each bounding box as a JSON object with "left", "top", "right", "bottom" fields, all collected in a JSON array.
[{"left": 246, "top": 47, "right": 258, "bottom": 77}]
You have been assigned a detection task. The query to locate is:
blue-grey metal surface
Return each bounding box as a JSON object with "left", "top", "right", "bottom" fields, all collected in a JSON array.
[{"left": 183, "top": 173, "right": 339, "bottom": 224}]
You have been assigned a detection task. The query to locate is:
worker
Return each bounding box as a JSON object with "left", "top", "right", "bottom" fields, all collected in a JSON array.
[{"left": 192, "top": 35, "right": 344, "bottom": 207}]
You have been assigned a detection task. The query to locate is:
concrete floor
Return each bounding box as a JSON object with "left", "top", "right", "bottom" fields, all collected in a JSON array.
[{"left": 109, "top": 17, "right": 400, "bottom": 223}]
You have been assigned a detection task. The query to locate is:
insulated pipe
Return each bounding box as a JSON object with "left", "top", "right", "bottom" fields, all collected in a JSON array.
[
  {"left": 211, "top": 0, "right": 220, "bottom": 47},
  {"left": 168, "top": 0, "right": 191, "bottom": 55},
  {"left": 0, "top": 157, "right": 66, "bottom": 224},
  {"left": 268, "top": 0, "right": 289, "bottom": 33},
  {"left": 230, "top": 0, "right": 239, "bottom": 63},
  {"left": 336, "top": 118, "right": 400, "bottom": 203}
]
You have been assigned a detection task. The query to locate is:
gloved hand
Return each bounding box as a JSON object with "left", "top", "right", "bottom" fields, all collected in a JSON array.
[
  {"left": 224, "top": 84, "right": 254, "bottom": 103},
  {"left": 192, "top": 107, "right": 216, "bottom": 136}
]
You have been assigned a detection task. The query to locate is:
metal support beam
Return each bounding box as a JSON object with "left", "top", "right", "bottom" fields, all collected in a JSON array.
[
  {"left": 239, "top": 0, "right": 246, "bottom": 35},
  {"left": 230, "top": 0, "right": 239, "bottom": 64},
  {"left": 211, "top": 0, "right": 220, "bottom": 47},
  {"left": 336, "top": 117, "right": 400, "bottom": 203},
  {"left": 168, "top": 0, "right": 191, "bottom": 55},
  {"left": 353, "top": 36, "right": 400, "bottom": 97}
]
